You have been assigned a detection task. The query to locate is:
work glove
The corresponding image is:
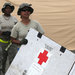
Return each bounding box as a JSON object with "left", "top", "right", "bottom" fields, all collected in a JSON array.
[
  {"left": 2, "top": 31, "right": 11, "bottom": 36},
  {"left": 20, "top": 38, "right": 28, "bottom": 45}
]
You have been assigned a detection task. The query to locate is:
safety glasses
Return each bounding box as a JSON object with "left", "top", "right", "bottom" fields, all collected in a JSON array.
[{"left": 21, "top": 9, "right": 30, "bottom": 12}]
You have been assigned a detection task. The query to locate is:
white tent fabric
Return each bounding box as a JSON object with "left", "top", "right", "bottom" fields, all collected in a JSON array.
[{"left": 0, "top": 0, "right": 75, "bottom": 50}]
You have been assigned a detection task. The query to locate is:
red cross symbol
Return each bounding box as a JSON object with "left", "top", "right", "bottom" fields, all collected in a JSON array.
[{"left": 38, "top": 50, "right": 48, "bottom": 65}]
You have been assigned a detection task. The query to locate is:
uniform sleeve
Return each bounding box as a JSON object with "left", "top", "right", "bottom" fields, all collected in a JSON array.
[
  {"left": 11, "top": 25, "right": 18, "bottom": 38},
  {"left": 13, "top": 16, "right": 18, "bottom": 24},
  {"left": 36, "top": 21, "right": 44, "bottom": 34}
]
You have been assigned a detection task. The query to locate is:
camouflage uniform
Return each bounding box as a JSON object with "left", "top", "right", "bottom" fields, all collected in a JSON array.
[
  {"left": 0, "top": 39, "right": 17, "bottom": 74},
  {"left": 0, "top": 2, "right": 18, "bottom": 74},
  {"left": 0, "top": 46, "right": 3, "bottom": 75}
]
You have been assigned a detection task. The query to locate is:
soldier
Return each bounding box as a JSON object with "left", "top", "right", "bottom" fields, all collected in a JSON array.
[
  {"left": 0, "top": 2, "right": 18, "bottom": 74},
  {"left": 11, "top": 3, "right": 44, "bottom": 47}
]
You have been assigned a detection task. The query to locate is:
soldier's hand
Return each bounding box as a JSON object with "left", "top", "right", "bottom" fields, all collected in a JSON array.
[{"left": 20, "top": 38, "right": 28, "bottom": 45}]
